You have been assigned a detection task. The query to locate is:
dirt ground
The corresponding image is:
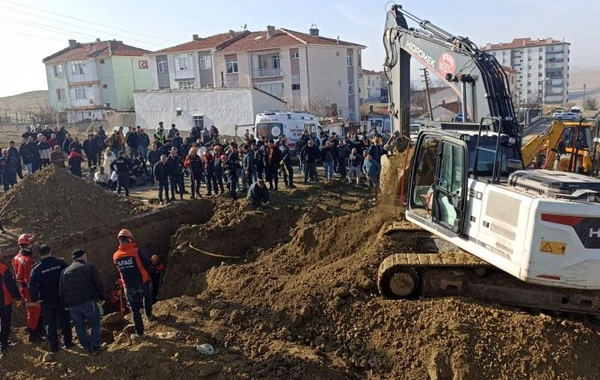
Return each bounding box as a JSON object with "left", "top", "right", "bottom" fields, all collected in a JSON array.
[{"left": 1, "top": 163, "right": 600, "bottom": 379}]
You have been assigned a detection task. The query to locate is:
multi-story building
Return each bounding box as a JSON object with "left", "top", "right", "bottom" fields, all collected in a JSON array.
[
  {"left": 482, "top": 38, "right": 570, "bottom": 105},
  {"left": 146, "top": 26, "right": 365, "bottom": 121},
  {"left": 43, "top": 39, "right": 152, "bottom": 122},
  {"left": 360, "top": 69, "right": 385, "bottom": 103}
]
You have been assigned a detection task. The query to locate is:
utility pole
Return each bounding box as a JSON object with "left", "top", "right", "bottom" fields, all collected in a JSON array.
[
  {"left": 583, "top": 83, "right": 587, "bottom": 108},
  {"left": 421, "top": 68, "right": 434, "bottom": 121}
]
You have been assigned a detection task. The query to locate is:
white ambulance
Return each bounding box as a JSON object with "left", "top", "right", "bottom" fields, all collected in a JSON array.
[{"left": 254, "top": 111, "right": 323, "bottom": 152}]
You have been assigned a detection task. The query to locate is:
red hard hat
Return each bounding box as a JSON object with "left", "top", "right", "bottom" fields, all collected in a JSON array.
[
  {"left": 17, "top": 233, "right": 34, "bottom": 245},
  {"left": 117, "top": 229, "right": 133, "bottom": 240}
]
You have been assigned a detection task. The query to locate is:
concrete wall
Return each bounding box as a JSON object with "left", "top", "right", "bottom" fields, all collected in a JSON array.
[
  {"left": 134, "top": 87, "right": 284, "bottom": 135},
  {"left": 45, "top": 64, "right": 70, "bottom": 112}
]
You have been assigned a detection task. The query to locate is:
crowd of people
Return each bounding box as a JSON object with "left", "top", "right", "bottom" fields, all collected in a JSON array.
[
  {"left": 0, "top": 121, "right": 386, "bottom": 205},
  {"left": 0, "top": 230, "right": 166, "bottom": 358}
]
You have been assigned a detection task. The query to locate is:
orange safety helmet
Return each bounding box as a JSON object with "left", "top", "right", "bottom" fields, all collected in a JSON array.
[
  {"left": 17, "top": 233, "right": 34, "bottom": 246},
  {"left": 117, "top": 229, "right": 134, "bottom": 240}
]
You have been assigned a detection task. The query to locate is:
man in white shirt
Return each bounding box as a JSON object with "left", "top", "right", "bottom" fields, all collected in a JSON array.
[{"left": 94, "top": 166, "right": 110, "bottom": 188}]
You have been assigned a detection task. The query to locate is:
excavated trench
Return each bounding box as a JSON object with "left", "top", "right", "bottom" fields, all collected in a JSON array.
[{"left": 45, "top": 200, "right": 216, "bottom": 293}]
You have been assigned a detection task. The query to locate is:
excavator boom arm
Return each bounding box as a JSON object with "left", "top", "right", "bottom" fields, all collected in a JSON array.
[{"left": 384, "top": 4, "right": 519, "bottom": 147}]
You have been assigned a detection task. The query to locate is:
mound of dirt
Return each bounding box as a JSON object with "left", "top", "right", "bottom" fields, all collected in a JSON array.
[{"left": 0, "top": 165, "right": 149, "bottom": 240}]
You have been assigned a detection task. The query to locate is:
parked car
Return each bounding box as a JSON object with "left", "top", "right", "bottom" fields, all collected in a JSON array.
[
  {"left": 552, "top": 110, "right": 566, "bottom": 118},
  {"left": 557, "top": 112, "right": 581, "bottom": 121},
  {"left": 455, "top": 113, "right": 471, "bottom": 122},
  {"left": 409, "top": 123, "right": 421, "bottom": 144}
]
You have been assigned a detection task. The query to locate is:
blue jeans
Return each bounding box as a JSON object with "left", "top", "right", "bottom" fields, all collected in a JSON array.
[
  {"left": 125, "top": 282, "right": 153, "bottom": 336},
  {"left": 69, "top": 301, "right": 101, "bottom": 350},
  {"left": 324, "top": 161, "right": 334, "bottom": 179},
  {"left": 25, "top": 163, "right": 33, "bottom": 174},
  {"left": 139, "top": 146, "right": 148, "bottom": 163}
]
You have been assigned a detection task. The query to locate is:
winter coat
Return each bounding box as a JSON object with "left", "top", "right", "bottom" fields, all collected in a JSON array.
[
  {"left": 363, "top": 159, "right": 381, "bottom": 177},
  {"left": 59, "top": 259, "right": 105, "bottom": 306}
]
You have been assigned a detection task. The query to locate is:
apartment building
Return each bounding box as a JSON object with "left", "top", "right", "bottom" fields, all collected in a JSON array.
[
  {"left": 43, "top": 39, "right": 152, "bottom": 122},
  {"left": 482, "top": 38, "right": 570, "bottom": 105},
  {"left": 360, "top": 69, "right": 385, "bottom": 103},
  {"left": 146, "top": 26, "right": 365, "bottom": 121}
]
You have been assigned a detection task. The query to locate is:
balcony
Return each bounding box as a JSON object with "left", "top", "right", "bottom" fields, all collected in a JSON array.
[{"left": 252, "top": 68, "right": 283, "bottom": 78}]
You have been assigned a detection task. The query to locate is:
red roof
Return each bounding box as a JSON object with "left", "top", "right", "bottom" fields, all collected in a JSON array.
[
  {"left": 43, "top": 40, "right": 149, "bottom": 63},
  {"left": 218, "top": 28, "right": 364, "bottom": 53},
  {"left": 482, "top": 37, "right": 568, "bottom": 51},
  {"left": 152, "top": 31, "right": 250, "bottom": 54}
]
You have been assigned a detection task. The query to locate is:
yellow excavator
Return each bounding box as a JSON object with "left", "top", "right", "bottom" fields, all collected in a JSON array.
[{"left": 522, "top": 119, "right": 598, "bottom": 174}]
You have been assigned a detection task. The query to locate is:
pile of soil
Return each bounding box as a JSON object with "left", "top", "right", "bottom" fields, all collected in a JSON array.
[{"left": 0, "top": 165, "right": 149, "bottom": 240}]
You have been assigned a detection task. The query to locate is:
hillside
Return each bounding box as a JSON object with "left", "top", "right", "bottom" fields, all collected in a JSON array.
[{"left": 0, "top": 90, "right": 49, "bottom": 111}]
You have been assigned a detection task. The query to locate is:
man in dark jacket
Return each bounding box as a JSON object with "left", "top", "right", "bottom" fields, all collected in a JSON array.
[
  {"left": 113, "top": 229, "right": 154, "bottom": 339},
  {"left": 247, "top": 178, "right": 270, "bottom": 208},
  {"left": 59, "top": 249, "right": 105, "bottom": 355},
  {"left": 153, "top": 155, "right": 170, "bottom": 204},
  {"left": 320, "top": 140, "right": 338, "bottom": 181},
  {"left": 347, "top": 147, "right": 364, "bottom": 184},
  {"left": 279, "top": 137, "right": 295, "bottom": 188},
  {"left": 167, "top": 148, "right": 184, "bottom": 201},
  {"left": 149, "top": 255, "right": 165, "bottom": 304},
  {"left": 29, "top": 245, "right": 74, "bottom": 353},
  {"left": 126, "top": 129, "right": 139, "bottom": 159},
  {"left": 7, "top": 141, "right": 22, "bottom": 180},
  {"left": 0, "top": 250, "right": 21, "bottom": 357},
  {"left": 264, "top": 139, "right": 282, "bottom": 190},
  {"left": 302, "top": 139, "right": 320, "bottom": 184},
  {"left": 0, "top": 149, "right": 18, "bottom": 192},
  {"left": 336, "top": 140, "right": 351, "bottom": 180},
  {"left": 19, "top": 137, "right": 35, "bottom": 175},
  {"left": 67, "top": 148, "right": 84, "bottom": 178},
  {"left": 225, "top": 144, "right": 241, "bottom": 200},
  {"left": 110, "top": 151, "right": 133, "bottom": 196},
  {"left": 242, "top": 143, "right": 256, "bottom": 187},
  {"left": 295, "top": 131, "right": 309, "bottom": 173},
  {"left": 83, "top": 134, "right": 99, "bottom": 169},
  {"left": 137, "top": 129, "right": 150, "bottom": 164}
]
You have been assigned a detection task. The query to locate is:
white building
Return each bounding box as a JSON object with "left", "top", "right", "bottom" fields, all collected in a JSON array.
[
  {"left": 146, "top": 26, "right": 365, "bottom": 122},
  {"left": 133, "top": 87, "right": 285, "bottom": 136},
  {"left": 482, "top": 38, "right": 570, "bottom": 105},
  {"left": 360, "top": 69, "right": 384, "bottom": 102}
]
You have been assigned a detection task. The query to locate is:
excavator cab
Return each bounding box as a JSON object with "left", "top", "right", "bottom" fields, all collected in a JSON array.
[{"left": 408, "top": 131, "right": 468, "bottom": 236}]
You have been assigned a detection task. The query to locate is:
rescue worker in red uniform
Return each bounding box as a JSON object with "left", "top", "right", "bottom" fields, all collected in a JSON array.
[
  {"left": 112, "top": 229, "right": 155, "bottom": 340},
  {"left": 12, "top": 233, "right": 42, "bottom": 343},
  {"left": 109, "top": 279, "right": 129, "bottom": 316},
  {"left": 150, "top": 255, "right": 165, "bottom": 304},
  {"left": 0, "top": 249, "right": 22, "bottom": 357}
]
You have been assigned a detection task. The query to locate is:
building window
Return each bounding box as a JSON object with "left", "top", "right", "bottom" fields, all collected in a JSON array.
[
  {"left": 291, "top": 52, "right": 299, "bottom": 59},
  {"left": 99, "top": 60, "right": 105, "bottom": 64},
  {"left": 272, "top": 55, "right": 280, "bottom": 69},
  {"left": 348, "top": 83, "right": 354, "bottom": 95},
  {"left": 346, "top": 52, "right": 353, "bottom": 67},
  {"left": 538, "top": 73, "right": 543, "bottom": 77},
  {"left": 54, "top": 64, "right": 63, "bottom": 77},
  {"left": 70, "top": 61, "right": 84, "bottom": 75},
  {"left": 102, "top": 84, "right": 108, "bottom": 89},
  {"left": 174, "top": 54, "right": 194, "bottom": 79},
  {"left": 74, "top": 87, "right": 86, "bottom": 100},
  {"left": 193, "top": 115, "right": 204, "bottom": 129},
  {"left": 199, "top": 56, "right": 212, "bottom": 70},
  {"left": 178, "top": 80, "right": 195, "bottom": 89},
  {"left": 226, "top": 58, "right": 238, "bottom": 74},
  {"left": 292, "top": 84, "right": 300, "bottom": 90},
  {"left": 527, "top": 82, "right": 531, "bottom": 86},
  {"left": 157, "top": 60, "right": 168, "bottom": 74},
  {"left": 539, "top": 47, "right": 543, "bottom": 52},
  {"left": 56, "top": 89, "right": 66, "bottom": 101},
  {"left": 528, "top": 65, "right": 531, "bottom": 69}
]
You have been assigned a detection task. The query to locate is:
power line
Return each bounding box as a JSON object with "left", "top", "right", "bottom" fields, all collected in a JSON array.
[
  {"left": 0, "top": 5, "right": 164, "bottom": 47},
  {"left": 0, "top": 16, "right": 102, "bottom": 41},
  {"left": 0, "top": 27, "right": 63, "bottom": 42},
  {"left": 0, "top": 0, "right": 177, "bottom": 43}
]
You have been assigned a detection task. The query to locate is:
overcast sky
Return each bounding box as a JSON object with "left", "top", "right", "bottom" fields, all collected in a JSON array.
[{"left": 0, "top": 0, "right": 597, "bottom": 97}]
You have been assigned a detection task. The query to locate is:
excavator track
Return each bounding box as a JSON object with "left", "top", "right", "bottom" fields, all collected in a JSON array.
[{"left": 377, "top": 223, "right": 600, "bottom": 316}]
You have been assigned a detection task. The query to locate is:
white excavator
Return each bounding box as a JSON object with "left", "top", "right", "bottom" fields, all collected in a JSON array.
[{"left": 377, "top": 4, "right": 600, "bottom": 314}]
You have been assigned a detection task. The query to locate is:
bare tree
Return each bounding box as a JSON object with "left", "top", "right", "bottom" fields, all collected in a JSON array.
[
  {"left": 282, "top": 94, "right": 337, "bottom": 121},
  {"left": 125, "top": 95, "right": 135, "bottom": 112},
  {"left": 585, "top": 98, "right": 598, "bottom": 111}
]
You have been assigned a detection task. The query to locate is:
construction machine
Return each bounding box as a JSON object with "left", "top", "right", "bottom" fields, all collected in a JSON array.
[
  {"left": 522, "top": 119, "right": 598, "bottom": 174},
  {"left": 378, "top": 4, "right": 600, "bottom": 315}
]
